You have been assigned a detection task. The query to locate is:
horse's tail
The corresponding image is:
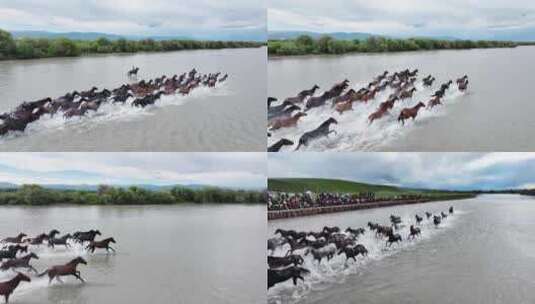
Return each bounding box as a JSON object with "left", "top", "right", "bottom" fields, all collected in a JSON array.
[{"left": 38, "top": 269, "right": 49, "bottom": 277}]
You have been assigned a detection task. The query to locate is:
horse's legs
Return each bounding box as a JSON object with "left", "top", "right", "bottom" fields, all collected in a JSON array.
[
  {"left": 29, "top": 265, "right": 38, "bottom": 273},
  {"left": 56, "top": 276, "right": 64, "bottom": 284},
  {"left": 5, "top": 293, "right": 9, "bottom": 304},
  {"left": 108, "top": 246, "right": 116, "bottom": 253},
  {"left": 292, "top": 277, "right": 298, "bottom": 286},
  {"left": 74, "top": 273, "right": 85, "bottom": 283}
]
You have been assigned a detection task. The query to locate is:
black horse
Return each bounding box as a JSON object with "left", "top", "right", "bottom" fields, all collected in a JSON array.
[
  {"left": 73, "top": 230, "right": 101, "bottom": 244},
  {"left": 449, "top": 206, "right": 454, "bottom": 214},
  {"left": 0, "top": 245, "right": 27, "bottom": 261},
  {"left": 408, "top": 225, "right": 421, "bottom": 239},
  {"left": 268, "top": 138, "right": 294, "bottom": 152},
  {"left": 386, "top": 233, "right": 402, "bottom": 247},
  {"left": 295, "top": 118, "right": 338, "bottom": 151},
  {"left": 268, "top": 266, "right": 310, "bottom": 289},
  {"left": 415, "top": 214, "right": 423, "bottom": 224},
  {"left": 338, "top": 244, "right": 368, "bottom": 262},
  {"left": 433, "top": 215, "right": 442, "bottom": 226},
  {"left": 48, "top": 234, "right": 72, "bottom": 248},
  {"left": 127, "top": 66, "right": 139, "bottom": 77},
  {"left": 425, "top": 212, "right": 432, "bottom": 219},
  {"left": 268, "top": 255, "right": 304, "bottom": 269}
]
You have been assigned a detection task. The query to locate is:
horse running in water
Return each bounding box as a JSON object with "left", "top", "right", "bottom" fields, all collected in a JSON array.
[
  {"left": 38, "top": 257, "right": 87, "bottom": 284},
  {"left": 268, "top": 266, "right": 310, "bottom": 289},
  {"left": 0, "top": 272, "right": 31, "bottom": 303}
]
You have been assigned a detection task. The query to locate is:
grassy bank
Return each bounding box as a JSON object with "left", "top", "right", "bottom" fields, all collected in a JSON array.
[
  {"left": 269, "top": 178, "right": 475, "bottom": 201},
  {"left": 0, "top": 29, "right": 264, "bottom": 60},
  {"left": 0, "top": 184, "right": 265, "bottom": 205},
  {"left": 268, "top": 35, "right": 531, "bottom": 56}
]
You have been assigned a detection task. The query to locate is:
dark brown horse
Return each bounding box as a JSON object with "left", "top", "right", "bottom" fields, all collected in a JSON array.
[
  {"left": 0, "top": 272, "right": 30, "bottom": 303},
  {"left": 398, "top": 102, "right": 425, "bottom": 125},
  {"left": 268, "top": 254, "right": 304, "bottom": 268},
  {"left": 0, "top": 253, "right": 39, "bottom": 273},
  {"left": 268, "top": 138, "right": 294, "bottom": 152},
  {"left": 1, "top": 234, "right": 26, "bottom": 244},
  {"left": 38, "top": 257, "right": 87, "bottom": 284},
  {"left": 268, "top": 266, "right": 309, "bottom": 289},
  {"left": 427, "top": 96, "right": 442, "bottom": 109},
  {"left": 48, "top": 234, "right": 72, "bottom": 248},
  {"left": 408, "top": 225, "right": 421, "bottom": 240},
  {"left": 86, "top": 237, "right": 116, "bottom": 253}
]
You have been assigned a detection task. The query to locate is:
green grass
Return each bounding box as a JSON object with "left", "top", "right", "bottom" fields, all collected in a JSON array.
[{"left": 268, "top": 178, "right": 475, "bottom": 200}]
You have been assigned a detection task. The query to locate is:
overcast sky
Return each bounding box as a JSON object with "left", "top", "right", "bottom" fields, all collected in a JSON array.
[
  {"left": 0, "top": 0, "right": 266, "bottom": 40},
  {"left": 269, "top": 153, "right": 535, "bottom": 191},
  {"left": 0, "top": 153, "right": 266, "bottom": 189},
  {"left": 269, "top": 0, "right": 535, "bottom": 40}
]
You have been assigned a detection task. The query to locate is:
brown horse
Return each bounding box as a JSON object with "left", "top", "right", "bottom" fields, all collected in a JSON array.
[
  {"left": 269, "top": 112, "right": 306, "bottom": 130},
  {"left": 0, "top": 272, "right": 30, "bottom": 303},
  {"left": 368, "top": 106, "right": 389, "bottom": 124},
  {"left": 398, "top": 102, "right": 425, "bottom": 125},
  {"left": 0, "top": 252, "right": 39, "bottom": 273},
  {"left": 86, "top": 237, "right": 116, "bottom": 253},
  {"left": 427, "top": 96, "right": 442, "bottom": 109},
  {"left": 335, "top": 99, "right": 354, "bottom": 114},
  {"left": 38, "top": 257, "right": 87, "bottom": 284}
]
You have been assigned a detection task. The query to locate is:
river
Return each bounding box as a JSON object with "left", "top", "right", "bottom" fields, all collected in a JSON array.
[
  {"left": 0, "top": 47, "right": 266, "bottom": 151},
  {"left": 0, "top": 204, "right": 265, "bottom": 304},
  {"left": 268, "top": 46, "right": 535, "bottom": 151},
  {"left": 268, "top": 194, "right": 535, "bottom": 304}
]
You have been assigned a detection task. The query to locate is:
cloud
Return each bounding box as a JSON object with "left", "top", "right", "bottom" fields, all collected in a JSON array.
[
  {"left": 0, "top": 0, "right": 266, "bottom": 40},
  {"left": 268, "top": 153, "right": 535, "bottom": 191},
  {"left": 0, "top": 153, "right": 266, "bottom": 189},
  {"left": 268, "top": 0, "right": 535, "bottom": 40}
]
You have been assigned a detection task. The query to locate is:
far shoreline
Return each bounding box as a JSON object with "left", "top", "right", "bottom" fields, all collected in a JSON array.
[
  {"left": 268, "top": 194, "right": 476, "bottom": 221},
  {"left": 268, "top": 44, "right": 535, "bottom": 60}
]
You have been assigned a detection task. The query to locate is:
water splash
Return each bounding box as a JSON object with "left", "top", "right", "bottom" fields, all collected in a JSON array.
[{"left": 268, "top": 80, "right": 466, "bottom": 152}]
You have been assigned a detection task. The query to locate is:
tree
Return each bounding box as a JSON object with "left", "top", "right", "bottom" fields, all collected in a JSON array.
[
  {"left": 317, "top": 35, "right": 333, "bottom": 53},
  {"left": 0, "top": 29, "right": 16, "bottom": 59}
]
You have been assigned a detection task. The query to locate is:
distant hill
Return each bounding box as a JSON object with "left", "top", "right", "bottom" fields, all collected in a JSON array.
[
  {"left": 10, "top": 30, "right": 266, "bottom": 42},
  {"left": 0, "top": 182, "right": 17, "bottom": 189},
  {"left": 269, "top": 31, "right": 465, "bottom": 42},
  {"left": 269, "top": 31, "right": 374, "bottom": 41},
  {"left": 11, "top": 31, "right": 191, "bottom": 41},
  {"left": 0, "top": 183, "right": 214, "bottom": 191}
]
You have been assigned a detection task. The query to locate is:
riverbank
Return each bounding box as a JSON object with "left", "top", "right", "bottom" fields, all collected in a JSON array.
[
  {"left": 268, "top": 194, "right": 475, "bottom": 220},
  {"left": 0, "top": 29, "right": 264, "bottom": 60},
  {"left": 0, "top": 184, "right": 266, "bottom": 205},
  {"left": 268, "top": 35, "right": 532, "bottom": 56}
]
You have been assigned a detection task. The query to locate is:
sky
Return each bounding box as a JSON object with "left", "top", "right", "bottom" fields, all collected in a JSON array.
[
  {"left": 268, "top": 0, "right": 535, "bottom": 41},
  {"left": 269, "top": 153, "right": 535, "bottom": 191},
  {"left": 0, "top": 0, "right": 266, "bottom": 41},
  {"left": 0, "top": 153, "right": 266, "bottom": 189}
]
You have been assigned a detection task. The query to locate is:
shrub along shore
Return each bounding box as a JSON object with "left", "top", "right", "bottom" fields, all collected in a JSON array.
[
  {"left": 268, "top": 35, "right": 534, "bottom": 56},
  {"left": 0, "top": 29, "right": 264, "bottom": 60},
  {"left": 0, "top": 185, "right": 266, "bottom": 205}
]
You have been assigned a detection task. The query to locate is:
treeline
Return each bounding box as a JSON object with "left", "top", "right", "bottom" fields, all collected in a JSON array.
[
  {"left": 0, "top": 29, "right": 263, "bottom": 60},
  {"left": 0, "top": 185, "right": 266, "bottom": 205},
  {"left": 268, "top": 35, "right": 522, "bottom": 56}
]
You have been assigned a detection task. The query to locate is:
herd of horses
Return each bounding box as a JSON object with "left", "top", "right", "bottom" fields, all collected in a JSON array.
[
  {"left": 267, "top": 206, "right": 455, "bottom": 289},
  {"left": 0, "top": 229, "right": 116, "bottom": 303},
  {"left": 268, "top": 69, "right": 469, "bottom": 152},
  {"left": 0, "top": 67, "right": 228, "bottom": 137}
]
